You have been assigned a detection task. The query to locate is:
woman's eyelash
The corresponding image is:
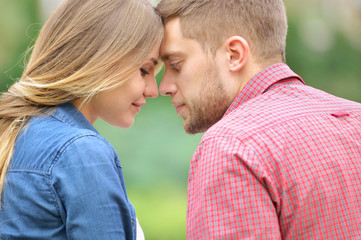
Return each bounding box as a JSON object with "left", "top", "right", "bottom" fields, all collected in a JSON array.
[{"left": 140, "top": 68, "right": 149, "bottom": 75}]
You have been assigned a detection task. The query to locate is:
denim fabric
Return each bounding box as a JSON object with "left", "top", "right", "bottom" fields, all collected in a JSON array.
[{"left": 0, "top": 103, "right": 137, "bottom": 239}]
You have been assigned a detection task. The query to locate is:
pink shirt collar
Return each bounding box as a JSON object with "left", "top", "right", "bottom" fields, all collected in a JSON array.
[{"left": 225, "top": 63, "right": 304, "bottom": 116}]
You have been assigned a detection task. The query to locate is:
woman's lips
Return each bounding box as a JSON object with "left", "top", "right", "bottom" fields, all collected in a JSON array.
[
  {"left": 132, "top": 102, "right": 146, "bottom": 112},
  {"left": 132, "top": 102, "right": 146, "bottom": 107}
]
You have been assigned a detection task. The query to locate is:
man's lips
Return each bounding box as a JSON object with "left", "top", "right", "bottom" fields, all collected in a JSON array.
[{"left": 173, "top": 103, "right": 185, "bottom": 115}]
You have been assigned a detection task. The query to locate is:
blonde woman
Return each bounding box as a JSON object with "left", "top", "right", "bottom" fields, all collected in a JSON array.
[{"left": 0, "top": 0, "right": 163, "bottom": 239}]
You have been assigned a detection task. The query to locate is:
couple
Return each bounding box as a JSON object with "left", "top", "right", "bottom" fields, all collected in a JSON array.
[{"left": 1, "top": 0, "right": 361, "bottom": 239}]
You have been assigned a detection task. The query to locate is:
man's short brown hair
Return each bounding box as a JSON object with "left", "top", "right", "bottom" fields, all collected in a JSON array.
[{"left": 157, "top": 0, "right": 288, "bottom": 63}]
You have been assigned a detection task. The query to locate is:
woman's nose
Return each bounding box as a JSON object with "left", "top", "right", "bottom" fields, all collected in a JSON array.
[{"left": 144, "top": 75, "right": 159, "bottom": 98}]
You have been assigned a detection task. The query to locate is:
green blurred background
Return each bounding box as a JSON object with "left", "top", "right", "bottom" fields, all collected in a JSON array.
[{"left": 0, "top": 0, "right": 360, "bottom": 239}]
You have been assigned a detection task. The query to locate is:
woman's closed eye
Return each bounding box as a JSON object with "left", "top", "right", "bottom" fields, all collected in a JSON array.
[{"left": 140, "top": 68, "right": 150, "bottom": 76}]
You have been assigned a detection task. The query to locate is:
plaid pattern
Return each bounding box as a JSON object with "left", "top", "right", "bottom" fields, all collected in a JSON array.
[{"left": 187, "top": 63, "right": 361, "bottom": 239}]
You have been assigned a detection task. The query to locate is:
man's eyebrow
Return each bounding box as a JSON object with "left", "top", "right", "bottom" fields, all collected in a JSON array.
[
  {"left": 161, "top": 55, "right": 170, "bottom": 62},
  {"left": 161, "top": 52, "right": 183, "bottom": 62}
]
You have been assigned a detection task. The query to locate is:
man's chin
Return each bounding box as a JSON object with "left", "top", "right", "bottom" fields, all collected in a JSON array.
[
  {"left": 183, "top": 119, "right": 208, "bottom": 135},
  {"left": 183, "top": 119, "right": 195, "bottom": 134},
  {"left": 184, "top": 126, "right": 201, "bottom": 135}
]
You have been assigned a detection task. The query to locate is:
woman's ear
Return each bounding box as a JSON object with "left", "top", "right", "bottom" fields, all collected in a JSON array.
[{"left": 225, "top": 36, "right": 249, "bottom": 72}]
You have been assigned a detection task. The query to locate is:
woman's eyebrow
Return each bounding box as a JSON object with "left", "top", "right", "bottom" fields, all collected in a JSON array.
[{"left": 151, "top": 58, "right": 158, "bottom": 66}]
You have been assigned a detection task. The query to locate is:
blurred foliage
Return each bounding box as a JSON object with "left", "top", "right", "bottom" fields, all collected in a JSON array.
[
  {"left": 0, "top": 0, "right": 41, "bottom": 92},
  {"left": 0, "top": 1, "right": 360, "bottom": 239},
  {"left": 286, "top": 19, "right": 361, "bottom": 102}
]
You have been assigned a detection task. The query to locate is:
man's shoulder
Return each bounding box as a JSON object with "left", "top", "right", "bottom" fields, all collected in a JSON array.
[{"left": 204, "top": 84, "right": 361, "bottom": 142}]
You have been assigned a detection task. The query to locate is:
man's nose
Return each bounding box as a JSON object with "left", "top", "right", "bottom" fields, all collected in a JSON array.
[{"left": 159, "top": 73, "right": 177, "bottom": 96}]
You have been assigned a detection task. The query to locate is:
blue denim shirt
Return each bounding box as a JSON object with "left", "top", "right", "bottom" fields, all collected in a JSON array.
[{"left": 0, "top": 103, "right": 137, "bottom": 239}]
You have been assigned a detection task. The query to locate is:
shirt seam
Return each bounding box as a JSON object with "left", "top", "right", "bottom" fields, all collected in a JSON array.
[
  {"left": 46, "top": 133, "right": 117, "bottom": 232},
  {"left": 7, "top": 169, "right": 48, "bottom": 174},
  {"left": 202, "top": 109, "right": 357, "bottom": 145},
  {"left": 49, "top": 133, "right": 115, "bottom": 173},
  {"left": 195, "top": 129, "right": 282, "bottom": 220}
]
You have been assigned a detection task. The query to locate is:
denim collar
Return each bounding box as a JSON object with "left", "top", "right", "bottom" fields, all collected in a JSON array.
[{"left": 51, "top": 102, "right": 98, "bottom": 133}]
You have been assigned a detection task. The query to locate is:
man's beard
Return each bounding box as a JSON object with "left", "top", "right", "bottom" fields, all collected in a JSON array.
[{"left": 184, "top": 63, "right": 233, "bottom": 134}]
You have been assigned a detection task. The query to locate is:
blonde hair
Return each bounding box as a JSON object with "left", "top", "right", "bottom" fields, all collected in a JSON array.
[
  {"left": 157, "top": 0, "right": 287, "bottom": 63},
  {"left": 0, "top": 0, "right": 163, "bottom": 201}
]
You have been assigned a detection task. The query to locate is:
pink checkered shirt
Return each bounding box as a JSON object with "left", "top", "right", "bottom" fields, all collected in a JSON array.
[{"left": 187, "top": 63, "right": 361, "bottom": 239}]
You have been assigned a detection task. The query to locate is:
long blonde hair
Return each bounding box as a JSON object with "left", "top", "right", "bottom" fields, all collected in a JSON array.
[{"left": 0, "top": 0, "right": 163, "bottom": 201}]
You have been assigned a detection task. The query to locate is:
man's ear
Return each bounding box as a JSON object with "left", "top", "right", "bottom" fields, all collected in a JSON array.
[{"left": 225, "top": 36, "right": 249, "bottom": 72}]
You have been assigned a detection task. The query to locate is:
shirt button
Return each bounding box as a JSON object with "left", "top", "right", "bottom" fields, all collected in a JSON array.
[{"left": 331, "top": 111, "right": 350, "bottom": 117}]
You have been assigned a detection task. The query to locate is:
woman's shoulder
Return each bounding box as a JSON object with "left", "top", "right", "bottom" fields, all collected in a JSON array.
[
  {"left": 34, "top": 113, "right": 109, "bottom": 147},
  {"left": 11, "top": 113, "right": 117, "bottom": 173}
]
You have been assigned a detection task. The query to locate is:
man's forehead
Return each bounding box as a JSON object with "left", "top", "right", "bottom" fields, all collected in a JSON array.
[
  {"left": 161, "top": 18, "right": 200, "bottom": 61},
  {"left": 164, "top": 17, "right": 184, "bottom": 39},
  {"left": 160, "top": 35, "right": 186, "bottom": 61}
]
